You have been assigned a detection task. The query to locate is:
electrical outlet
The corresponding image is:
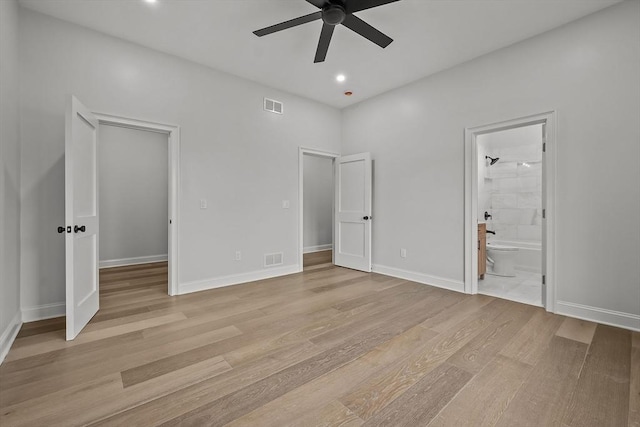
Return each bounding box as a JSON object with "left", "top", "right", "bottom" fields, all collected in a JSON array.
[
  {"left": 200, "top": 199, "right": 207, "bottom": 209},
  {"left": 400, "top": 248, "right": 407, "bottom": 258},
  {"left": 235, "top": 251, "right": 241, "bottom": 261}
]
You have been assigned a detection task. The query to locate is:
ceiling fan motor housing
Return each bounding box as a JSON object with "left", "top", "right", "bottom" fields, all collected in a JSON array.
[
  {"left": 322, "top": 3, "right": 346, "bottom": 25},
  {"left": 253, "top": 0, "right": 398, "bottom": 63}
]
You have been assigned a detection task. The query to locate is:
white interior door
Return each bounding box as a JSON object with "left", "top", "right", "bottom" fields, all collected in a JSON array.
[
  {"left": 334, "top": 153, "right": 372, "bottom": 272},
  {"left": 65, "top": 96, "right": 99, "bottom": 340},
  {"left": 541, "top": 122, "right": 547, "bottom": 308}
]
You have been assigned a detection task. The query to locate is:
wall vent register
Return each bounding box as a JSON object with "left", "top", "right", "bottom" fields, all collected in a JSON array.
[
  {"left": 264, "top": 98, "right": 283, "bottom": 114},
  {"left": 264, "top": 252, "right": 283, "bottom": 267}
]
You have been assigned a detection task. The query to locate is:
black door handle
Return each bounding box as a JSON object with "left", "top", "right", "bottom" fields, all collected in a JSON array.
[
  {"left": 58, "top": 226, "right": 65, "bottom": 233},
  {"left": 363, "top": 216, "right": 369, "bottom": 220},
  {"left": 74, "top": 225, "right": 86, "bottom": 233}
]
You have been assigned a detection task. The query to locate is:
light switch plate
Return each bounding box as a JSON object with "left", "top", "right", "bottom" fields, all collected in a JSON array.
[
  {"left": 282, "top": 200, "right": 290, "bottom": 209},
  {"left": 200, "top": 199, "right": 207, "bottom": 209}
]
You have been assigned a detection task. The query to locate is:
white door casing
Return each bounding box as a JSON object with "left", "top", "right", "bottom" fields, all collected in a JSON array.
[
  {"left": 65, "top": 96, "right": 100, "bottom": 340},
  {"left": 334, "top": 153, "right": 372, "bottom": 272},
  {"left": 92, "top": 113, "right": 181, "bottom": 296},
  {"left": 464, "top": 111, "right": 556, "bottom": 312},
  {"left": 541, "top": 122, "right": 548, "bottom": 306}
]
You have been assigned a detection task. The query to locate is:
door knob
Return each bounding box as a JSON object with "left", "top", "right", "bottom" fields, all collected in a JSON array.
[
  {"left": 363, "top": 216, "right": 369, "bottom": 220},
  {"left": 74, "top": 225, "right": 86, "bottom": 233},
  {"left": 58, "top": 226, "right": 65, "bottom": 233}
]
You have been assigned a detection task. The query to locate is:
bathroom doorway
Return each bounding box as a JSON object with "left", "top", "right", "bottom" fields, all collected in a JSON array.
[
  {"left": 477, "top": 124, "right": 543, "bottom": 305},
  {"left": 464, "top": 112, "right": 556, "bottom": 310}
]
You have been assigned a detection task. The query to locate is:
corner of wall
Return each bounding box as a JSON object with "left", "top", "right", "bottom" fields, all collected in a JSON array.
[
  {"left": 0, "top": 0, "right": 23, "bottom": 363},
  {"left": 0, "top": 311, "right": 21, "bottom": 365}
]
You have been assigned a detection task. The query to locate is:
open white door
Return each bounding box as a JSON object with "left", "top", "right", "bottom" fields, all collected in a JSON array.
[
  {"left": 65, "top": 96, "right": 99, "bottom": 340},
  {"left": 334, "top": 153, "right": 372, "bottom": 272},
  {"left": 541, "top": 122, "right": 548, "bottom": 308}
]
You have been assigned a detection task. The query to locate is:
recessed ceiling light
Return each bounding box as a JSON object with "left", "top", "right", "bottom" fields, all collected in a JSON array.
[
  {"left": 144, "top": 0, "right": 157, "bottom": 4},
  {"left": 336, "top": 74, "right": 346, "bottom": 83}
]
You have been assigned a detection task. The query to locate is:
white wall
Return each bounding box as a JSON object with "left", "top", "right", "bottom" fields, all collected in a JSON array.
[
  {"left": 303, "top": 155, "right": 333, "bottom": 252},
  {"left": 98, "top": 125, "right": 168, "bottom": 265},
  {"left": 0, "top": 0, "right": 22, "bottom": 360},
  {"left": 19, "top": 8, "right": 341, "bottom": 313},
  {"left": 342, "top": 1, "right": 640, "bottom": 327}
]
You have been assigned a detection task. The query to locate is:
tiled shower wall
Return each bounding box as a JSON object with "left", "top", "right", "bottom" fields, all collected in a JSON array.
[{"left": 480, "top": 126, "right": 543, "bottom": 244}]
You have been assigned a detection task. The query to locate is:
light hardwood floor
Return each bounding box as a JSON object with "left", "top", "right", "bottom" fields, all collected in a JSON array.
[
  {"left": 1, "top": 259, "right": 638, "bottom": 426},
  {"left": 303, "top": 249, "right": 333, "bottom": 268}
]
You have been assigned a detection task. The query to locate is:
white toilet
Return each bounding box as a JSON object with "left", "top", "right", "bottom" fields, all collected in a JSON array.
[{"left": 486, "top": 243, "right": 519, "bottom": 277}]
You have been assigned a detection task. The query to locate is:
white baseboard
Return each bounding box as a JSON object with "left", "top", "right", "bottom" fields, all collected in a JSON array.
[
  {"left": 556, "top": 301, "right": 640, "bottom": 332},
  {"left": 22, "top": 302, "right": 65, "bottom": 323},
  {"left": 1, "top": 311, "right": 22, "bottom": 365},
  {"left": 303, "top": 244, "right": 333, "bottom": 254},
  {"left": 99, "top": 254, "right": 168, "bottom": 269},
  {"left": 372, "top": 264, "right": 465, "bottom": 293},
  {"left": 179, "top": 264, "right": 300, "bottom": 295}
]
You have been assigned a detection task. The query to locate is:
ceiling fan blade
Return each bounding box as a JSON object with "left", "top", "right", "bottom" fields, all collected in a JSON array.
[
  {"left": 341, "top": 14, "right": 393, "bottom": 48},
  {"left": 305, "top": 0, "right": 326, "bottom": 8},
  {"left": 253, "top": 11, "right": 322, "bottom": 37},
  {"left": 345, "top": 0, "right": 401, "bottom": 14},
  {"left": 314, "top": 23, "right": 335, "bottom": 63}
]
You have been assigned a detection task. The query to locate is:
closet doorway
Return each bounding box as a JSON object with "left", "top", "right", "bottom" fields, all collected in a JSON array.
[
  {"left": 299, "top": 148, "right": 338, "bottom": 270},
  {"left": 64, "top": 98, "right": 180, "bottom": 339},
  {"left": 97, "top": 124, "right": 169, "bottom": 301},
  {"left": 94, "top": 113, "right": 180, "bottom": 298}
]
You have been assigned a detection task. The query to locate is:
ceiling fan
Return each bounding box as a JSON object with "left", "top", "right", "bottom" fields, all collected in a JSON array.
[{"left": 253, "top": 0, "right": 400, "bottom": 63}]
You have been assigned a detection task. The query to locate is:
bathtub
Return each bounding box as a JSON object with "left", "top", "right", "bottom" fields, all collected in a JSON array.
[{"left": 487, "top": 239, "right": 541, "bottom": 273}]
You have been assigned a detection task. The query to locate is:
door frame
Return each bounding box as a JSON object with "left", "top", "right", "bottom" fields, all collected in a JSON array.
[
  {"left": 93, "top": 112, "right": 181, "bottom": 296},
  {"left": 298, "top": 147, "right": 340, "bottom": 272},
  {"left": 464, "top": 111, "right": 557, "bottom": 312}
]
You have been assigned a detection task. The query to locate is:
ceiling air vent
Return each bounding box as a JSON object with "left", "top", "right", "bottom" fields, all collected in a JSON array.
[
  {"left": 264, "top": 98, "right": 283, "bottom": 114},
  {"left": 264, "top": 252, "right": 283, "bottom": 267}
]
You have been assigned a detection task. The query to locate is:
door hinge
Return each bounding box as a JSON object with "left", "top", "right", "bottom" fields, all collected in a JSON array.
[
  {"left": 542, "top": 209, "right": 546, "bottom": 219},
  {"left": 542, "top": 275, "right": 546, "bottom": 285},
  {"left": 169, "top": 219, "right": 172, "bottom": 224},
  {"left": 542, "top": 142, "right": 546, "bottom": 152}
]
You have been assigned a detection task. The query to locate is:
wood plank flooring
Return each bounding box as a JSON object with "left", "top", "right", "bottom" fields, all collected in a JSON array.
[
  {"left": 1, "top": 260, "right": 637, "bottom": 426},
  {"left": 303, "top": 249, "right": 333, "bottom": 268}
]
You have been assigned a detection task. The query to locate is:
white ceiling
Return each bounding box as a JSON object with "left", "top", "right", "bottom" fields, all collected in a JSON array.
[{"left": 19, "top": 0, "right": 622, "bottom": 108}]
